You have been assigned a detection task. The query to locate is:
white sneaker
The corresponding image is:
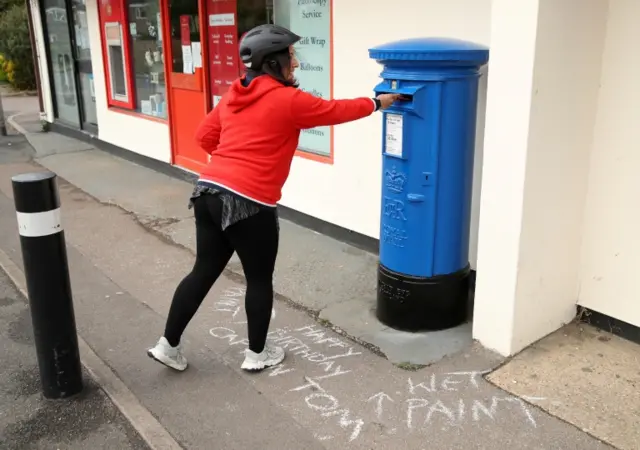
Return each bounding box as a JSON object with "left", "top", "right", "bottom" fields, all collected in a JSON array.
[
  {"left": 241, "top": 344, "right": 285, "bottom": 372},
  {"left": 147, "top": 337, "right": 188, "bottom": 371}
]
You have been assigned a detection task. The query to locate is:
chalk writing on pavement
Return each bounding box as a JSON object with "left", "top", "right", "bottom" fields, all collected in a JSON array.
[{"left": 208, "top": 288, "right": 548, "bottom": 444}]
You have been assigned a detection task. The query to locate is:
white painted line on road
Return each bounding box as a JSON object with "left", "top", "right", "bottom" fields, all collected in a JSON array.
[{"left": 0, "top": 247, "right": 184, "bottom": 450}]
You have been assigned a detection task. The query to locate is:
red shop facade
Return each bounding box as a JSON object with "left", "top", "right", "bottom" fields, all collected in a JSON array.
[{"left": 97, "top": 0, "right": 275, "bottom": 173}]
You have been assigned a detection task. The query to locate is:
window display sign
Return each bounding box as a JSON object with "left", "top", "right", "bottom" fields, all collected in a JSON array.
[
  {"left": 180, "top": 15, "right": 191, "bottom": 45},
  {"left": 207, "top": 0, "right": 239, "bottom": 104},
  {"left": 180, "top": 15, "right": 194, "bottom": 74},
  {"left": 278, "top": 0, "right": 331, "bottom": 157}
]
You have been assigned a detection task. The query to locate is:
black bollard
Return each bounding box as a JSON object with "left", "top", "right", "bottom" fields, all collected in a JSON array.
[{"left": 12, "top": 171, "right": 83, "bottom": 399}]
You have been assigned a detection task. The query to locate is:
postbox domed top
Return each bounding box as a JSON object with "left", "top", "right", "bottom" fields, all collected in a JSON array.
[{"left": 369, "top": 37, "right": 489, "bottom": 66}]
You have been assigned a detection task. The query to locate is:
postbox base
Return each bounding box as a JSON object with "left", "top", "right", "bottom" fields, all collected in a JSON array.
[{"left": 376, "top": 263, "right": 470, "bottom": 332}]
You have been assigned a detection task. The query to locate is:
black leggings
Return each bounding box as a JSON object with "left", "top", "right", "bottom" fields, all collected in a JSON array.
[{"left": 163, "top": 194, "right": 279, "bottom": 353}]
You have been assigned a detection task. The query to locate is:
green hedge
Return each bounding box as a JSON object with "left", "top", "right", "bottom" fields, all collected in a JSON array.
[{"left": 0, "top": 3, "right": 36, "bottom": 90}]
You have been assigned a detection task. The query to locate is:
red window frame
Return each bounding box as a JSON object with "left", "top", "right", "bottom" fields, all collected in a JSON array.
[{"left": 97, "top": 0, "right": 136, "bottom": 110}]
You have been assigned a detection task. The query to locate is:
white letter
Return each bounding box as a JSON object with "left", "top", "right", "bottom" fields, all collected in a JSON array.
[
  {"left": 406, "top": 398, "right": 428, "bottom": 429},
  {"left": 314, "top": 366, "right": 351, "bottom": 381},
  {"left": 425, "top": 400, "right": 456, "bottom": 425},
  {"left": 290, "top": 376, "right": 326, "bottom": 393},
  {"left": 408, "top": 375, "right": 436, "bottom": 394},
  {"left": 367, "top": 392, "right": 394, "bottom": 419},
  {"left": 305, "top": 393, "right": 338, "bottom": 412},
  {"left": 445, "top": 370, "right": 490, "bottom": 389},
  {"left": 321, "top": 408, "right": 364, "bottom": 442}
]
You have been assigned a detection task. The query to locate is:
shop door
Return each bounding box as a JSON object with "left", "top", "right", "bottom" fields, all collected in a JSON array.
[
  {"left": 168, "top": 0, "right": 272, "bottom": 172},
  {"left": 70, "top": 0, "right": 98, "bottom": 132},
  {"left": 166, "top": 0, "right": 209, "bottom": 172},
  {"left": 43, "top": 0, "right": 82, "bottom": 127}
]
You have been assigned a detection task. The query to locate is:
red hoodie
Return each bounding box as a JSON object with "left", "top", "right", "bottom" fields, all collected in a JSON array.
[{"left": 195, "top": 75, "right": 376, "bottom": 206}]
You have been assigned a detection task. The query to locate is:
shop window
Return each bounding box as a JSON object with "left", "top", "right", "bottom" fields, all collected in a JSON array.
[
  {"left": 98, "top": 0, "right": 166, "bottom": 117},
  {"left": 204, "top": 0, "right": 332, "bottom": 157},
  {"left": 169, "top": 12, "right": 200, "bottom": 75},
  {"left": 126, "top": 0, "right": 167, "bottom": 118},
  {"left": 273, "top": 0, "right": 332, "bottom": 158}
]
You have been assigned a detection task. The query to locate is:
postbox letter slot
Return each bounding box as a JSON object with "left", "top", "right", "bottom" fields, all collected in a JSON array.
[{"left": 378, "top": 91, "right": 413, "bottom": 106}]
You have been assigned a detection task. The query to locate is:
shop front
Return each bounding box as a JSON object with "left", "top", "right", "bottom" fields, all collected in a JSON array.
[
  {"left": 30, "top": 0, "right": 640, "bottom": 357},
  {"left": 92, "top": 0, "right": 332, "bottom": 172}
]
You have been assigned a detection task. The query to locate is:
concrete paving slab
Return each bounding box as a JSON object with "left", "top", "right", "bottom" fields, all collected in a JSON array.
[
  {"left": 0, "top": 94, "right": 38, "bottom": 119},
  {"left": 0, "top": 267, "right": 149, "bottom": 450},
  {"left": 6, "top": 104, "right": 69, "bottom": 154},
  {"left": 7, "top": 111, "right": 43, "bottom": 134},
  {"left": 487, "top": 323, "right": 640, "bottom": 450},
  {"left": 372, "top": 323, "right": 474, "bottom": 367},
  {"left": 0, "top": 133, "right": 35, "bottom": 164},
  {"left": 0, "top": 164, "right": 614, "bottom": 450},
  {"left": 35, "top": 149, "right": 192, "bottom": 220},
  {"left": 28, "top": 132, "right": 95, "bottom": 157},
  {"left": 319, "top": 297, "right": 473, "bottom": 366}
]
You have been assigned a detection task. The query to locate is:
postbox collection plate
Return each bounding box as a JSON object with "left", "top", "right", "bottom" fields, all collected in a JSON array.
[{"left": 384, "top": 113, "right": 403, "bottom": 158}]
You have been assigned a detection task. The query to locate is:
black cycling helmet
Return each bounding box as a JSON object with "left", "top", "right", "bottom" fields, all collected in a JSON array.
[{"left": 239, "top": 24, "right": 301, "bottom": 69}]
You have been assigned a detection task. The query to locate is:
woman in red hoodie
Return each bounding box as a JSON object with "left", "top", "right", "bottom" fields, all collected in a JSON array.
[{"left": 148, "top": 24, "right": 403, "bottom": 372}]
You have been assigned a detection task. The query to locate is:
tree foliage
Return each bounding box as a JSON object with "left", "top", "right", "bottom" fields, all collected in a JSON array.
[
  {"left": 0, "top": 0, "right": 24, "bottom": 11},
  {"left": 0, "top": 3, "right": 36, "bottom": 90}
]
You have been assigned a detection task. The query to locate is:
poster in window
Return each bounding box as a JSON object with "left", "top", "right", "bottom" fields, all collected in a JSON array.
[
  {"left": 286, "top": 0, "right": 331, "bottom": 157},
  {"left": 207, "top": 0, "right": 239, "bottom": 103},
  {"left": 180, "top": 15, "right": 191, "bottom": 45}
]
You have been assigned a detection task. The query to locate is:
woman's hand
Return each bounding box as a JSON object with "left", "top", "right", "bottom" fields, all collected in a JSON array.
[{"left": 376, "top": 93, "right": 406, "bottom": 110}]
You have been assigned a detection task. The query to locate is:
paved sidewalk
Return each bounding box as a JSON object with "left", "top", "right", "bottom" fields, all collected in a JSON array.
[
  {"left": 0, "top": 91, "right": 38, "bottom": 129},
  {"left": 0, "top": 130, "right": 155, "bottom": 450},
  {"left": 0, "top": 135, "right": 148, "bottom": 450},
  {"left": 0, "top": 244, "right": 149, "bottom": 450},
  {"left": 0, "top": 127, "right": 613, "bottom": 448},
  {"left": 7, "top": 110, "right": 472, "bottom": 367}
]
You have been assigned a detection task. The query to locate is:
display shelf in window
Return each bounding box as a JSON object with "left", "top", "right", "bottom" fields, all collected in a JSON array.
[{"left": 127, "top": 0, "right": 168, "bottom": 118}]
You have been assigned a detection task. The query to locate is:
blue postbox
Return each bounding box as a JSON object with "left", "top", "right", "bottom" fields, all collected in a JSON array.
[{"left": 369, "top": 37, "right": 489, "bottom": 332}]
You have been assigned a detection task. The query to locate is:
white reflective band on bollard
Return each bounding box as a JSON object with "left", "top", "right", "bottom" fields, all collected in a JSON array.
[{"left": 16, "top": 208, "right": 63, "bottom": 237}]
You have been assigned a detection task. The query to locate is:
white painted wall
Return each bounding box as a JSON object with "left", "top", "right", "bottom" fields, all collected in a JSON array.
[
  {"left": 578, "top": 0, "right": 640, "bottom": 328},
  {"left": 472, "top": 0, "right": 540, "bottom": 356},
  {"left": 85, "top": 0, "right": 171, "bottom": 163},
  {"left": 29, "top": 0, "right": 54, "bottom": 122},
  {"left": 510, "top": 0, "right": 608, "bottom": 352},
  {"left": 280, "top": 0, "right": 491, "bottom": 267},
  {"left": 473, "top": 0, "right": 608, "bottom": 356}
]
